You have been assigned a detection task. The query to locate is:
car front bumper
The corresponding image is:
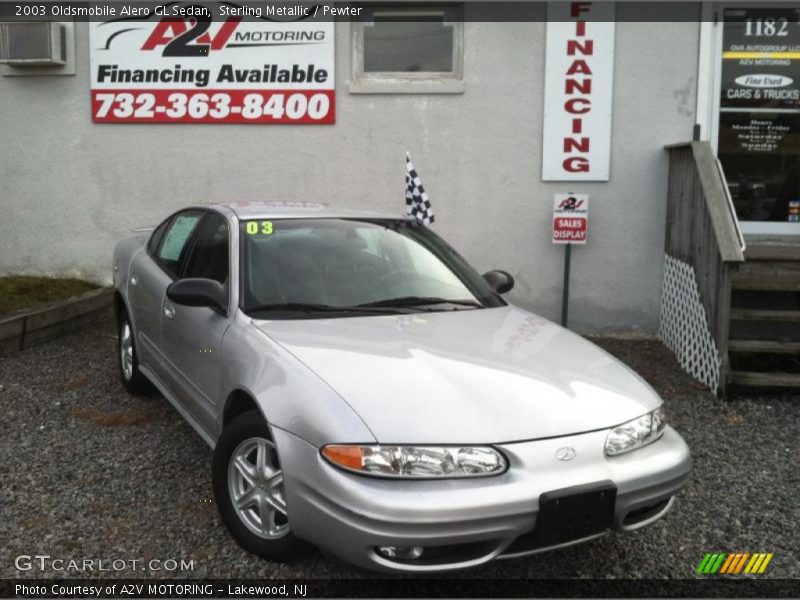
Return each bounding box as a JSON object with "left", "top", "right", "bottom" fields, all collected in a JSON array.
[{"left": 273, "top": 425, "right": 691, "bottom": 572}]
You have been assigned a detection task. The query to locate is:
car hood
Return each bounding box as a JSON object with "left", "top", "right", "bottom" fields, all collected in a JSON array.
[{"left": 252, "top": 306, "right": 661, "bottom": 444}]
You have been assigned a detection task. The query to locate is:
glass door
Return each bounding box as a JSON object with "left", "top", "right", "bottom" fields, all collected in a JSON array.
[{"left": 714, "top": 6, "right": 800, "bottom": 235}]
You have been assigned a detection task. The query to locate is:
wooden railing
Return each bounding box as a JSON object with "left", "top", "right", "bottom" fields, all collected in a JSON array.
[{"left": 664, "top": 141, "right": 745, "bottom": 389}]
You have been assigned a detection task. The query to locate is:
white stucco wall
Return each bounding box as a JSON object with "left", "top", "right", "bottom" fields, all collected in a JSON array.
[{"left": 0, "top": 14, "right": 700, "bottom": 333}]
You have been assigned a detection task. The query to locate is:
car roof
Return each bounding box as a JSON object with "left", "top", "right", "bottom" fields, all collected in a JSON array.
[{"left": 202, "top": 201, "right": 409, "bottom": 221}]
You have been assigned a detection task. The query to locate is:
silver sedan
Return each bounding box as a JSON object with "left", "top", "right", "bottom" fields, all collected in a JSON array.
[{"left": 112, "top": 201, "right": 691, "bottom": 572}]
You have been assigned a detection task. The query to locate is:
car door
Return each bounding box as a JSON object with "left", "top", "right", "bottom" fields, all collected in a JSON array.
[
  {"left": 160, "top": 211, "right": 233, "bottom": 438},
  {"left": 128, "top": 210, "right": 204, "bottom": 373}
]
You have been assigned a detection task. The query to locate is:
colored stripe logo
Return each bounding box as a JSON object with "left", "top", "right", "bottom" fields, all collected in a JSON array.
[{"left": 697, "top": 552, "right": 773, "bottom": 574}]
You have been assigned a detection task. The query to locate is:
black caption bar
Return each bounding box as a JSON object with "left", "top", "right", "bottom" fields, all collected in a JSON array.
[
  {"left": 2, "top": 1, "right": 800, "bottom": 22},
  {"left": 2, "top": 578, "right": 800, "bottom": 598}
]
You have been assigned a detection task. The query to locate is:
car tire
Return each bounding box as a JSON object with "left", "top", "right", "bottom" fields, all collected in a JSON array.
[
  {"left": 118, "top": 310, "right": 151, "bottom": 396},
  {"left": 213, "top": 410, "right": 308, "bottom": 561}
]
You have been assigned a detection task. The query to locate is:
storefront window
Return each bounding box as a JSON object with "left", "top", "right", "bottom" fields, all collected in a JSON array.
[{"left": 718, "top": 8, "right": 800, "bottom": 224}]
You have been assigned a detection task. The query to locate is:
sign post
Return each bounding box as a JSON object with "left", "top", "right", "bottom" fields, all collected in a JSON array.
[
  {"left": 552, "top": 193, "right": 589, "bottom": 327},
  {"left": 561, "top": 244, "right": 572, "bottom": 328}
]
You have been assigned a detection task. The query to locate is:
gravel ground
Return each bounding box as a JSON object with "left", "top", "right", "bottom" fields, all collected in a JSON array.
[{"left": 1, "top": 319, "right": 798, "bottom": 583}]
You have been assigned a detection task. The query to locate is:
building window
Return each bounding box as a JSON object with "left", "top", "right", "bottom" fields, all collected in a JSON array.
[{"left": 351, "top": 4, "right": 464, "bottom": 94}]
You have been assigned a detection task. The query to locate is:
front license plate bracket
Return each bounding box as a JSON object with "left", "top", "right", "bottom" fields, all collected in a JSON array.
[{"left": 531, "top": 481, "right": 617, "bottom": 548}]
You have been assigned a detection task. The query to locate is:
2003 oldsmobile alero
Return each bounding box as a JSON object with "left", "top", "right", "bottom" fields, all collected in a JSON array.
[{"left": 112, "top": 201, "right": 691, "bottom": 572}]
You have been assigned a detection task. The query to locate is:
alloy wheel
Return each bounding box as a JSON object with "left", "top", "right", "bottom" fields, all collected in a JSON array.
[
  {"left": 120, "top": 321, "right": 134, "bottom": 381},
  {"left": 227, "top": 437, "right": 290, "bottom": 540}
]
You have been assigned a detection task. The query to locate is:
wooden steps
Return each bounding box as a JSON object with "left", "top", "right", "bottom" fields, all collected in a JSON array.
[
  {"left": 731, "top": 309, "right": 800, "bottom": 322},
  {"left": 726, "top": 236, "right": 800, "bottom": 393},
  {"left": 729, "top": 340, "right": 800, "bottom": 353},
  {"left": 730, "top": 371, "right": 800, "bottom": 388},
  {"left": 744, "top": 239, "right": 800, "bottom": 262},
  {"left": 731, "top": 278, "right": 800, "bottom": 292},
  {"left": 661, "top": 145, "right": 799, "bottom": 395},
  {"left": 731, "top": 260, "right": 800, "bottom": 291}
]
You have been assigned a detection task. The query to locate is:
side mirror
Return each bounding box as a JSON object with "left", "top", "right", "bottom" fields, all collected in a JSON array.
[
  {"left": 167, "top": 278, "right": 227, "bottom": 313},
  {"left": 483, "top": 270, "right": 515, "bottom": 295}
]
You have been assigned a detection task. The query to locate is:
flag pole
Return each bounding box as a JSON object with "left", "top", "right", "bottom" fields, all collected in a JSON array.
[{"left": 561, "top": 242, "right": 572, "bottom": 328}]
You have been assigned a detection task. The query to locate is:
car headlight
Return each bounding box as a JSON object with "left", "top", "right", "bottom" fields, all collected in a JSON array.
[
  {"left": 321, "top": 445, "right": 507, "bottom": 478},
  {"left": 605, "top": 407, "right": 666, "bottom": 456}
]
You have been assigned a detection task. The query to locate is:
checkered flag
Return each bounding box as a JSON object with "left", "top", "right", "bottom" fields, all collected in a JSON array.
[{"left": 405, "top": 153, "right": 435, "bottom": 225}]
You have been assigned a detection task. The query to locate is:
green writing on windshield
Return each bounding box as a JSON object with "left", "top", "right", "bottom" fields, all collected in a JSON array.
[{"left": 245, "top": 221, "right": 274, "bottom": 236}]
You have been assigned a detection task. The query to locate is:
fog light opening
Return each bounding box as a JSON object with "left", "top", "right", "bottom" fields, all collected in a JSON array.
[{"left": 377, "top": 545, "right": 424, "bottom": 560}]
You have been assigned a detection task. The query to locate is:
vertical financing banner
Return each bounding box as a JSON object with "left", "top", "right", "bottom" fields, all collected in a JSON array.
[
  {"left": 542, "top": 2, "right": 615, "bottom": 181},
  {"left": 89, "top": 3, "right": 335, "bottom": 124}
]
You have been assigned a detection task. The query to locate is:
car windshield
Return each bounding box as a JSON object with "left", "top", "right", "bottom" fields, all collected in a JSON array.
[{"left": 240, "top": 218, "right": 505, "bottom": 318}]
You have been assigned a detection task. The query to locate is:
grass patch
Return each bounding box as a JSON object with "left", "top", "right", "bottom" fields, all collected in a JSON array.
[{"left": 0, "top": 276, "right": 99, "bottom": 317}]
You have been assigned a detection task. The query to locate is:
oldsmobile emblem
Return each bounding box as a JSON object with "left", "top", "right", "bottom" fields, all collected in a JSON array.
[{"left": 555, "top": 446, "right": 577, "bottom": 462}]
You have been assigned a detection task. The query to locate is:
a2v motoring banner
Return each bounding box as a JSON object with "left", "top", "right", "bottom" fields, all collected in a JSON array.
[{"left": 89, "top": 4, "right": 334, "bottom": 124}]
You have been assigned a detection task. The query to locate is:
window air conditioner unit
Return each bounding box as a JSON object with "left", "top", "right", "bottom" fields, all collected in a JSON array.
[{"left": 0, "top": 22, "right": 66, "bottom": 66}]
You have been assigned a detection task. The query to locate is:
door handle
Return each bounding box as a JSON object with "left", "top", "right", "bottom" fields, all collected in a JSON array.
[
  {"left": 163, "top": 305, "right": 175, "bottom": 320},
  {"left": 130, "top": 274, "right": 138, "bottom": 286}
]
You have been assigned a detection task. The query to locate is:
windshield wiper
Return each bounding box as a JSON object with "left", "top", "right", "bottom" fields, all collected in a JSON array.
[
  {"left": 246, "top": 302, "right": 400, "bottom": 315},
  {"left": 357, "top": 296, "right": 483, "bottom": 309}
]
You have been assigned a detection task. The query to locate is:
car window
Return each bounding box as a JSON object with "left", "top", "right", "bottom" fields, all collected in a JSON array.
[
  {"left": 183, "top": 213, "right": 230, "bottom": 285},
  {"left": 147, "top": 217, "right": 171, "bottom": 255},
  {"left": 241, "top": 218, "right": 503, "bottom": 313},
  {"left": 156, "top": 211, "right": 203, "bottom": 277}
]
